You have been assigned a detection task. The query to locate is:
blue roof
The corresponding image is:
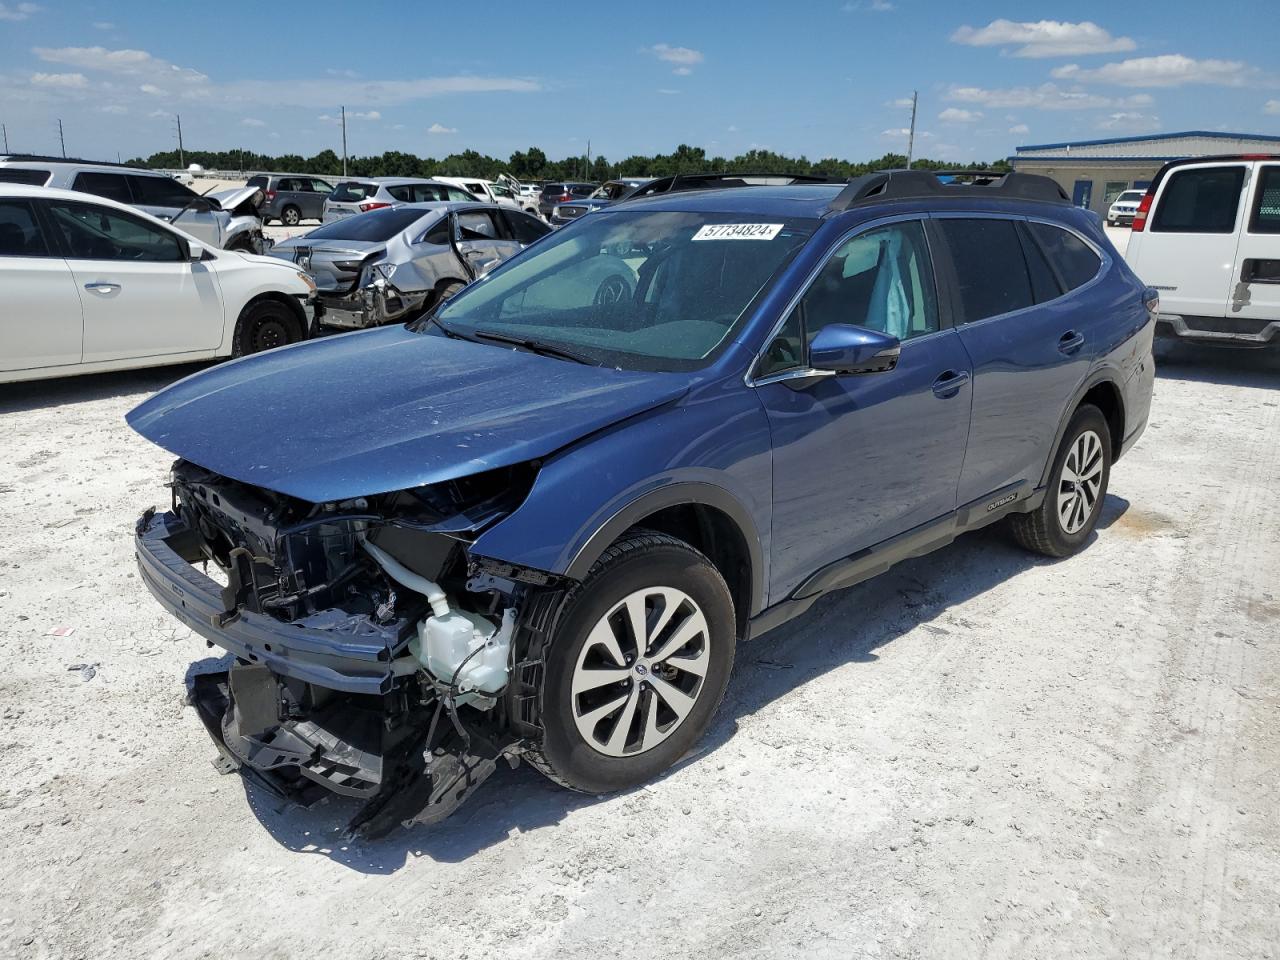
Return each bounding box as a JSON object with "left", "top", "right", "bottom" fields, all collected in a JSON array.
[{"left": 1017, "top": 130, "right": 1280, "bottom": 152}]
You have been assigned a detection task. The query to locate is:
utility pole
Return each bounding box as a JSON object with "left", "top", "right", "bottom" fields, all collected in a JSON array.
[
  {"left": 57, "top": 118, "right": 66, "bottom": 158},
  {"left": 175, "top": 113, "right": 185, "bottom": 168},
  {"left": 2, "top": 123, "right": 8, "bottom": 154},
  {"left": 905, "top": 91, "right": 918, "bottom": 170},
  {"left": 340, "top": 106, "right": 348, "bottom": 176},
  {"left": 586, "top": 138, "right": 591, "bottom": 178}
]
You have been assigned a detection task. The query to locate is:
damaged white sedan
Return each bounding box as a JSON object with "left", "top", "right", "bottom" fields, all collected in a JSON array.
[{"left": 270, "top": 201, "right": 551, "bottom": 330}]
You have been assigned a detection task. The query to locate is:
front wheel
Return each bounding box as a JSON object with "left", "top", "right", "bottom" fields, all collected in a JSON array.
[
  {"left": 281, "top": 205, "right": 301, "bottom": 227},
  {"left": 231, "top": 299, "right": 304, "bottom": 357},
  {"left": 526, "top": 532, "right": 736, "bottom": 795},
  {"left": 1008, "top": 403, "right": 1112, "bottom": 557}
]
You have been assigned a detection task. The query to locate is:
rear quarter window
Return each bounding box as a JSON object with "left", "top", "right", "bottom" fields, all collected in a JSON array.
[
  {"left": 1249, "top": 166, "right": 1280, "bottom": 234},
  {"left": 246, "top": 175, "right": 268, "bottom": 189},
  {"left": 128, "top": 174, "right": 198, "bottom": 207},
  {"left": 1152, "top": 166, "right": 1245, "bottom": 234},
  {"left": 1027, "top": 222, "right": 1101, "bottom": 293},
  {"left": 72, "top": 171, "right": 133, "bottom": 203},
  {"left": 0, "top": 168, "right": 51, "bottom": 186}
]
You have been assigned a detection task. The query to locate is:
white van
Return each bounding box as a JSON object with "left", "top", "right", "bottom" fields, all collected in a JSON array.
[{"left": 1124, "top": 155, "right": 1280, "bottom": 347}]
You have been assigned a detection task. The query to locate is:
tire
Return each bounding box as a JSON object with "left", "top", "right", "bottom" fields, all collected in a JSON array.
[
  {"left": 435, "top": 280, "right": 465, "bottom": 304},
  {"left": 1008, "top": 403, "right": 1112, "bottom": 558},
  {"left": 225, "top": 237, "right": 255, "bottom": 253},
  {"left": 231, "top": 299, "right": 304, "bottom": 358},
  {"left": 525, "top": 532, "right": 736, "bottom": 795},
  {"left": 281, "top": 205, "right": 301, "bottom": 227}
]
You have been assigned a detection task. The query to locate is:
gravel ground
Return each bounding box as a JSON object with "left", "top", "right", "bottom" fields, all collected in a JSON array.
[{"left": 3, "top": 236, "right": 1279, "bottom": 959}]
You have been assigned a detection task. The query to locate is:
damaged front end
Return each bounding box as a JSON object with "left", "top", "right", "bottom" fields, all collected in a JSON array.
[
  {"left": 316, "top": 261, "right": 435, "bottom": 331},
  {"left": 135, "top": 459, "right": 560, "bottom": 837}
]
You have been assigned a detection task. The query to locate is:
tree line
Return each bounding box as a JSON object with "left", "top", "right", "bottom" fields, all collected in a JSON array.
[{"left": 130, "top": 143, "right": 1011, "bottom": 182}]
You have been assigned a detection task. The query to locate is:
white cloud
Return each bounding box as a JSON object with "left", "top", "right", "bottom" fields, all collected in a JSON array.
[
  {"left": 843, "top": 0, "right": 895, "bottom": 11},
  {"left": 147, "top": 108, "right": 167, "bottom": 118},
  {"left": 645, "top": 43, "right": 704, "bottom": 73},
  {"left": 880, "top": 128, "right": 933, "bottom": 139},
  {"left": 0, "top": 2, "right": 39, "bottom": 21},
  {"left": 31, "top": 71, "right": 87, "bottom": 88},
  {"left": 727, "top": 124, "right": 739, "bottom": 132},
  {"left": 885, "top": 97, "right": 914, "bottom": 109},
  {"left": 392, "top": 122, "right": 405, "bottom": 130},
  {"left": 1009, "top": 123, "right": 1030, "bottom": 134},
  {"left": 427, "top": 122, "right": 457, "bottom": 134},
  {"left": 241, "top": 117, "right": 265, "bottom": 127},
  {"left": 325, "top": 68, "right": 359, "bottom": 78},
  {"left": 657, "top": 88, "right": 681, "bottom": 95},
  {"left": 34, "top": 46, "right": 208, "bottom": 85},
  {"left": 938, "top": 107, "right": 982, "bottom": 122},
  {"left": 1052, "top": 55, "right": 1256, "bottom": 88},
  {"left": 1097, "top": 111, "right": 1162, "bottom": 133},
  {"left": 947, "top": 83, "right": 1153, "bottom": 111},
  {"left": 1266, "top": 100, "right": 1280, "bottom": 115},
  {"left": 139, "top": 83, "right": 167, "bottom": 96},
  {"left": 93, "top": 21, "right": 114, "bottom": 30},
  {"left": 950, "top": 19, "right": 1135, "bottom": 58},
  {"left": 100, "top": 104, "right": 127, "bottom": 114},
  {"left": 317, "top": 109, "right": 381, "bottom": 123}
]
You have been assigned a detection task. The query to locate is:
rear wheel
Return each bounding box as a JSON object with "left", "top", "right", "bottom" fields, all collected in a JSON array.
[
  {"left": 526, "top": 532, "right": 736, "bottom": 794},
  {"left": 281, "top": 205, "right": 301, "bottom": 226},
  {"left": 1008, "top": 403, "right": 1111, "bottom": 557},
  {"left": 232, "top": 299, "right": 304, "bottom": 358}
]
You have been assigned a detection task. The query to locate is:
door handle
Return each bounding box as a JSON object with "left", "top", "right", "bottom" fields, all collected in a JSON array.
[
  {"left": 1058, "top": 330, "right": 1086, "bottom": 355},
  {"left": 931, "top": 370, "right": 970, "bottom": 398},
  {"left": 84, "top": 282, "right": 121, "bottom": 294}
]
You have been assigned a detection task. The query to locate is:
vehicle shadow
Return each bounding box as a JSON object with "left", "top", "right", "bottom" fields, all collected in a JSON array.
[
  {"left": 216, "top": 493, "right": 1129, "bottom": 873},
  {"left": 1155, "top": 342, "right": 1278, "bottom": 388},
  {"left": 0, "top": 362, "right": 210, "bottom": 415}
]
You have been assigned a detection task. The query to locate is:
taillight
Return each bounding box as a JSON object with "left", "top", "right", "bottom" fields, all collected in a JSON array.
[
  {"left": 359, "top": 201, "right": 392, "bottom": 212},
  {"left": 1131, "top": 191, "right": 1154, "bottom": 232},
  {"left": 265, "top": 189, "right": 276, "bottom": 201},
  {"left": 558, "top": 193, "right": 572, "bottom": 202}
]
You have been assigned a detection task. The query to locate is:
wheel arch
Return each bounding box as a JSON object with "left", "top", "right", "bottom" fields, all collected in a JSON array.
[
  {"left": 564, "top": 482, "right": 765, "bottom": 637},
  {"left": 1039, "top": 369, "right": 1126, "bottom": 488},
  {"left": 229, "top": 292, "right": 308, "bottom": 352}
]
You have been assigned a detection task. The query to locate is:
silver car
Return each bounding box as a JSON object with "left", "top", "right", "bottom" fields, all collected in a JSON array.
[
  {"left": 270, "top": 201, "right": 551, "bottom": 330},
  {"left": 321, "top": 178, "right": 479, "bottom": 224}
]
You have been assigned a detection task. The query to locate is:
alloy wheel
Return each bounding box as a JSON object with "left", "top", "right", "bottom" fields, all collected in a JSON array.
[
  {"left": 571, "top": 587, "right": 711, "bottom": 757},
  {"left": 1058, "top": 429, "right": 1104, "bottom": 534}
]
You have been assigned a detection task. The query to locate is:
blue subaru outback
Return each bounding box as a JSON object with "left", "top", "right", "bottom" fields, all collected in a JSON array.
[{"left": 129, "top": 169, "right": 1156, "bottom": 835}]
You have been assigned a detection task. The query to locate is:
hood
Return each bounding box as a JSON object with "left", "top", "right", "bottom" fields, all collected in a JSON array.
[
  {"left": 127, "top": 325, "right": 691, "bottom": 503},
  {"left": 208, "top": 186, "right": 264, "bottom": 218}
]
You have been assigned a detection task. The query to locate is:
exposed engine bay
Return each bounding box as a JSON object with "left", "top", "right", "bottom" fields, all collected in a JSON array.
[{"left": 136, "top": 460, "right": 559, "bottom": 837}]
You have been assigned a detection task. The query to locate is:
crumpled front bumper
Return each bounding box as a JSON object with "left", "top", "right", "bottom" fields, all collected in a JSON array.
[
  {"left": 134, "top": 510, "right": 402, "bottom": 695},
  {"left": 316, "top": 278, "right": 430, "bottom": 331}
]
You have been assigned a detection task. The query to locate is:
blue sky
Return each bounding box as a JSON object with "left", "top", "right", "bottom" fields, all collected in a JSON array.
[{"left": 1, "top": 0, "right": 1277, "bottom": 164}]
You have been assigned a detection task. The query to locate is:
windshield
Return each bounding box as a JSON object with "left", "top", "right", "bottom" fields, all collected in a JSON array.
[
  {"left": 427, "top": 209, "right": 817, "bottom": 372},
  {"left": 304, "top": 206, "right": 427, "bottom": 242},
  {"left": 1118, "top": 191, "right": 1145, "bottom": 203},
  {"left": 331, "top": 181, "right": 378, "bottom": 202}
]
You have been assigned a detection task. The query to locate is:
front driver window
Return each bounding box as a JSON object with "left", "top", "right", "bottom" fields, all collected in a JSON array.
[{"left": 47, "top": 201, "right": 183, "bottom": 262}]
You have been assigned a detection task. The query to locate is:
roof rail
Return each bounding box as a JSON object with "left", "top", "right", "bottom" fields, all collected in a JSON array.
[
  {"left": 619, "top": 172, "right": 841, "bottom": 202},
  {"left": 827, "top": 169, "right": 1068, "bottom": 212},
  {"left": 0, "top": 153, "right": 144, "bottom": 169}
]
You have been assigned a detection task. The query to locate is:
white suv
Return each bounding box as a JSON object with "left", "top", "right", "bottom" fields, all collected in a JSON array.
[
  {"left": 1106, "top": 189, "right": 1146, "bottom": 227},
  {"left": 0, "top": 156, "right": 267, "bottom": 253},
  {"left": 1125, "top": 155, "right": 1280, "bottom": 348},
  {"left": 0, "top": 184, "right": 316, "bottom": 384}
]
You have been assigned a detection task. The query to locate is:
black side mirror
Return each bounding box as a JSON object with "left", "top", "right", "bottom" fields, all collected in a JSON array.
[{"left": 809, "top": 324, "right": 901, "bottom": 375}]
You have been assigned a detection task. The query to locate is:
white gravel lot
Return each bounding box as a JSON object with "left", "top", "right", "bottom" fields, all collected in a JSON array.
[{"left": 2, "top": 225, "right": 1279, "bottom": 959}]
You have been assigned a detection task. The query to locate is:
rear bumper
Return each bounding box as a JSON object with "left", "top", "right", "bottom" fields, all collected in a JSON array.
[
  {"left": 315, "top": 281, "right": 430, "bottom": 330},
  {"left": 135, "top": 511, "right": 402, "bottom": 695},
  {"left": 1156, "top": 313, "right": 1280, "bottom": 347}
]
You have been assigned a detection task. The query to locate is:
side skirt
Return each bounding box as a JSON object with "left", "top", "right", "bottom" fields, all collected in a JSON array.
[{"left": 745, "top": 481, "right": 1042, "bottom": 641}]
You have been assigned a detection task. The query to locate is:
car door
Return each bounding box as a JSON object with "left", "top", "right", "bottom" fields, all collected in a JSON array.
[
  {"left": 307, "top": 178, "right": 334, "bottom": 220},
  {"left": 754, "top": 218, "right": 973, "bottom": 599},
  {"left": 1229, "top": 162, "right": 1280, "bottom": 326},
  {"left": 43, "top": 198, "right": 224, "bottom": 362},
  {"left": 930, "top": 216, "right": 1098, "bottom": 505},
  {"left": 0, "top": 197, "right": 84, "bottom": 373},
  {"left": 453, "top": 208, "right": 521, "bottom": 275},
  {"left": 127, "top": 173, "right": 223, "bottom": 248},
  {"left": 1137, "top": 162, "right": 1250, "bottom": 319}
]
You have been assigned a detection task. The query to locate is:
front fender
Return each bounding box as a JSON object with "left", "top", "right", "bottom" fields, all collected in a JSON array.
[{"left": 468, "top": 376, "right": 774, "bottom": 613}]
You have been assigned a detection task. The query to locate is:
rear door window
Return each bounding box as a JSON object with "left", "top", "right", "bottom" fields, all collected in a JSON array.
[
  {"left": 72, "top": 171, "right": 133, "bottom": 203},
  {"left": 935, "top": 219, "right": 1035, "bottom": 322},
  {"left": 128, "top": 174, "right": 198, "bottom": 208},
  {"left": 1151, "top": 166, "right": 1246, "bottom": 234},
  {"left": 0, "top": 199, "right": 50, "bottom": 256},
  {"left": 1026, "top": 222, "right": 1102, "bottom": 293},
  {"left": 457, "top": 209, "right": 503, "bottom": 240},
  {"left": 446, "top": 186, "right": 478, "bottom": 202},
  {"left": 412, "top": 184, "right": 449, "bottom": 202},
  {"left": 1248, "top": 166, "right": 1280, "bottom": 234},
  {"left": 0, "top": 168, "right": 51, "bottom": 186}
]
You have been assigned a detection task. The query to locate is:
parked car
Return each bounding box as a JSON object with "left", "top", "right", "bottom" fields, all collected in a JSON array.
[
  {"left": 0, "top": 184, "right": 315, "bottom": 384},
  {"left": 538, "top": 181, "right": 596, "bottom": 219},
  {"left": 434, "top": 175, "right": 541, "bottom": 216},
  {"left": 550, "top": 177, "right": 655, "bottom": 225},
  {"left": 270, "top": 201, "right": 550, "bottom": 329},
  {"left": 247, "top": 173, "right": 336, "bottom": 226},
  {"left": 0, "top": 155, "right": 267, "bottom": 253},
  {"left": 1106, "top": 189, "right": 1146, "bottom": 227},
  {"left": 321, "top": 178, "right": 479, "bottom": 223},
  {"left": 128, "top": 169, "right": 1155, "bottom": 835},
  {"left": 1125, "top": 154, "right": 1280, "bottom": 348}
]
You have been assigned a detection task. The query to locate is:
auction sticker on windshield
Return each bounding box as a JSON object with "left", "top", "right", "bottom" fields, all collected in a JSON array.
[{"left": 692, "top": 223, "right": 785, "bottom": 241}]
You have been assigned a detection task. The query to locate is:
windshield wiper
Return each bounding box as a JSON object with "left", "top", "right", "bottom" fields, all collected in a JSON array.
[{"left": 472, "top": 329, "right": 598, "bottom": 366}]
